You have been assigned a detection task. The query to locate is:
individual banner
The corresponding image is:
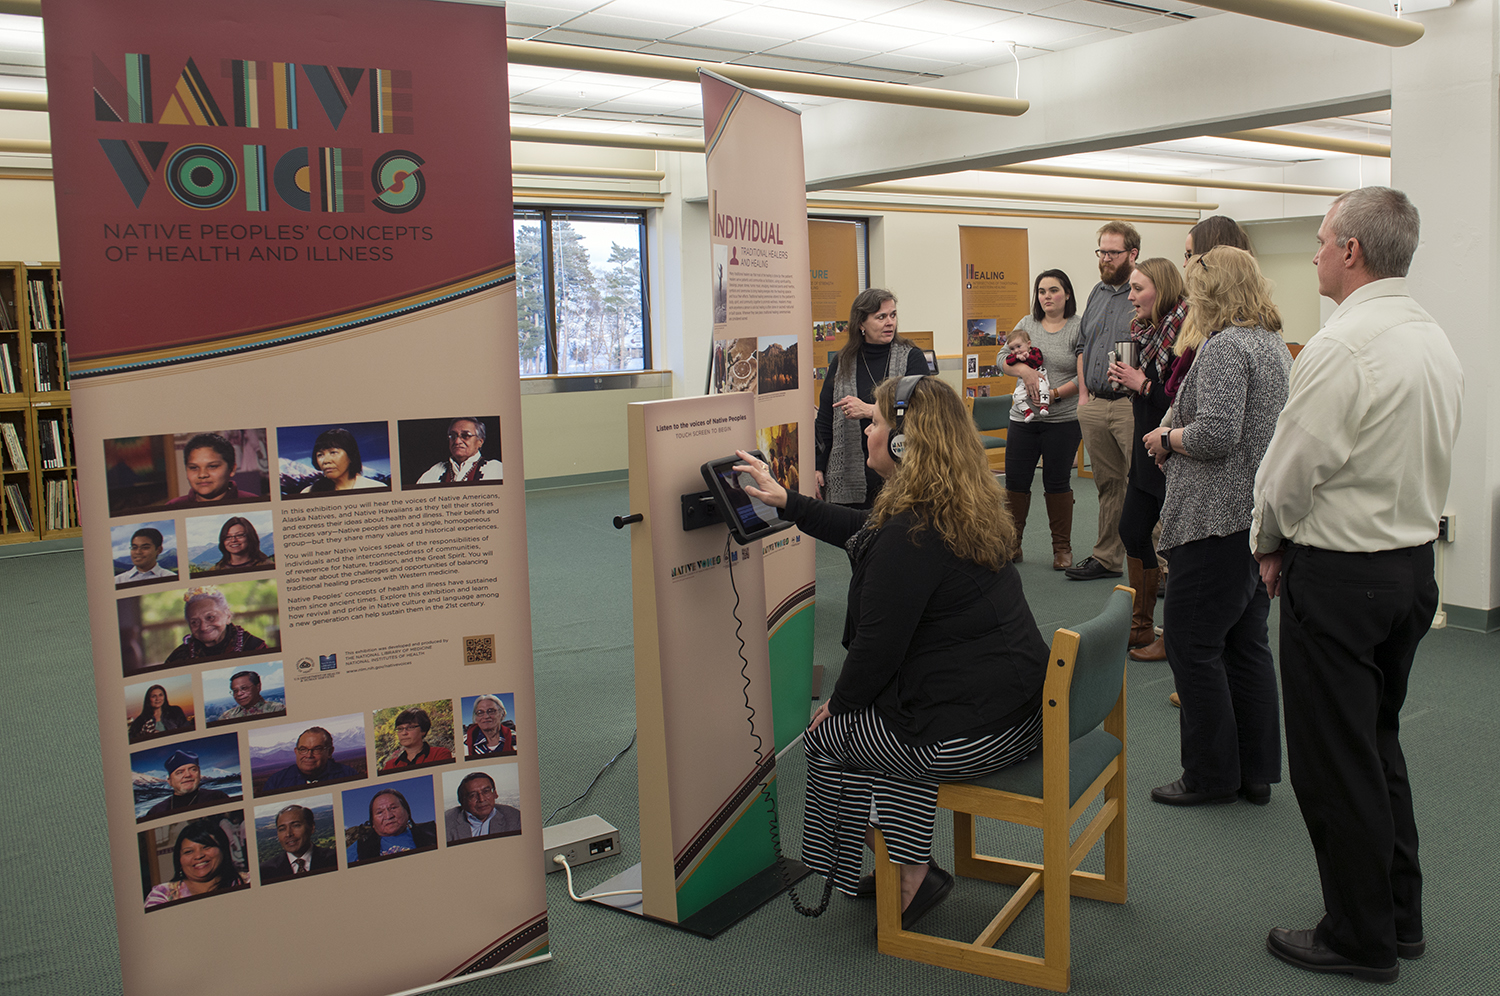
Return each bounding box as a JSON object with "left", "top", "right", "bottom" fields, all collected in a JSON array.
[
  {"left": 960, "top": 226, "right": 1029, "bottom": 401},
  {"left": 624, "top": 394, "right": 786, "bottom": 928},
  {"left": 808, "top": 218, "right": 860, "bottom": 400},
  {"left": 44, "top": 2, "right": 549, "bottom": 994},
  {"left": 700, "top": 70, "right": 816, "bottom": 753}
]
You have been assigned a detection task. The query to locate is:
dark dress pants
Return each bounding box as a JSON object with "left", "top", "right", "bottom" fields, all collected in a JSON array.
[
  {"left": 1162, "top": 529, "right": 1281, "bottom": 794},
  {"left": 1279, "top": 542, "right": 1435, "bottom": 968}
]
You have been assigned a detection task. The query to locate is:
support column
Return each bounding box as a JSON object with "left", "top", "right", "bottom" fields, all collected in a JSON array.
[{"left": 1392, "top": 0, "right": 1500, "bottom": 630}]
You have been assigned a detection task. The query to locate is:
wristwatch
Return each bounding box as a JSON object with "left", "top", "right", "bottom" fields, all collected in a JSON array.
[{"left": 1160, "top": 429, "right": 1172, "bottom": 456}]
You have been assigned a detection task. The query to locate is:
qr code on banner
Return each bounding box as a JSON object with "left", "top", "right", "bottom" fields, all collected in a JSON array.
[{"left": 464, "top": 634, "right": 496, "bottom": 665}]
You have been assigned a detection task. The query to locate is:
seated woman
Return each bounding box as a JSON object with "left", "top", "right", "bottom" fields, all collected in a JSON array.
[
  {"left": 212, "top": 516, "right": 273, "bottom": 573},
  {"left": 464, "top": 695, "right": 517, "bottom": 758},
  {"left": 347, "top": 788, "right": 438, "bottom": 864},
  {"left": 144, "top": 819, "right": 250, "bottom": 909},
  {"left": 736, "top": 375, "right": 1048, "bottom": 927},
  {"left": 165, "top": 433, "right": 262, "bottom": 506},
  {"left": 128, "top": 683, "right": 189, "bottom": 742},
  {"left": 302, "top": 427, "right": 385, "bottom": 493},
  {"left": 380, "top": 708, "right": 453, "bottom": 771},
  {"left": 163, "top": 586, "right": 269, "bottom": 666}
]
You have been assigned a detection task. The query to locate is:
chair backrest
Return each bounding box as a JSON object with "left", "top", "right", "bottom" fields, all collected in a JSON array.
[
  {"left": 1064, "top": 586, "right": 1132, "bottom": 741},
  {"left": 972, "top": 395, "right": 1010, "bottom": 432}
]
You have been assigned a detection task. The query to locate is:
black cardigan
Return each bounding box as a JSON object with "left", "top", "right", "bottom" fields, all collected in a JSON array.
[{"left": 782, "top": 491, "right": 1047, "bottom": 746}]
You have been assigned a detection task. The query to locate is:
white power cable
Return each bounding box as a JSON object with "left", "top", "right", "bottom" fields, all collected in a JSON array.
[
  {"left": 553, "top": 854, "right": 642, "bottom": 902},
  {"left": 1006, "top": 42, "right": 1020, "bottom": 101}
]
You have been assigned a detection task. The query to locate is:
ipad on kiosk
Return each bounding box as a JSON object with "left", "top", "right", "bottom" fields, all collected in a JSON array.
[{"left": 700, "top": 451, "right": 796, "bottom": 547}]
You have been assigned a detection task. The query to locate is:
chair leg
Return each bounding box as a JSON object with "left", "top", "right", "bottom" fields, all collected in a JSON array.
[{"left": 869, "top": 828, "right": 903, "bottom": 940}]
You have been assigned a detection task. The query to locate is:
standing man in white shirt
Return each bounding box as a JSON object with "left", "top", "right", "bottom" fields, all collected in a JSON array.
[
  {"left": 1068, "top": 221, "right": 1141, "bottom": 581},
  {"left": 1252, "top": 187, "right": 1463, "bottom": 984},
  {"left": 115, "top": 527, "right": 175, "bottom": 586}
]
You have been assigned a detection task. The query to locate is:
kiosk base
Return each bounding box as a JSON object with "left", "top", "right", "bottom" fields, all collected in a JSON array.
[{"left": 584, "top": 859, "right": 813, "bottom": 938}]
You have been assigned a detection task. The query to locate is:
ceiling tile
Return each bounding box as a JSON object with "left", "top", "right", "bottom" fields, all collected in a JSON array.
[
  {"left": 870, "top": 0, "right": 1021, "bottom": 32},
  {"left": 971, "top": 15, "right": 1102, "bottom": 46},
  {"left": 703, "top": 8, "right": 855, "bottom": 41},
  {"left": 890, "top": 36, "right": 1021, "bottom": 63},
  {"left": 1036, "top": 1, "right": 1157, "bottom": 29},
  {"left": 565, "top": 12, "right": 707, "bottom": 41},
  {"left": 853, "top": 50, "right": 964, "bottom": 73},
  {"left": 594, "top": 0, "right": 752, "bottom": 26},
  {"left": 666, "top": 26, "right": 787, "bottom": 51},
  {"left": 501, "top": 2, "right": 593, "bottom": 29},
  {"left": 636, "top": 41, "right": 749, "bottom": 61},
  {"left": 729, "top": 53, "right": 846, "bottom": 75},
  {"left": 531, "top": 28, "right": 653, "bottom": 51},
  {"left": 763, "top": 39, "right": 880, "bottom": 64},
  {"left": 760, "top": 0, "right": 917, "bottom": 15},
  {"left": 1042, "top": 26, "right": 1125, "bottom": 50},
  {"left": 803, "top": 20, "right": 941, "bottom": 52}
]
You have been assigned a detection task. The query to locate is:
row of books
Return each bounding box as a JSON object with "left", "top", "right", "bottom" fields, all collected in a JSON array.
[
  {"left": 43, "top": 476, "right": 77, "bottom": 530},
  {"left": 38, "top": 414, "right": 71, "bottom": 468},
  {"left": 27, "top": 277, "right": 61, "bottom": 329},
  {"left": 32, "top": 339, "right": 67, "bottom": 391},
  {"left": 1, "top": 421, "right": 26, "bottom": 471},
  {"left": 0, "top": 341, "right": 16, "bottom": 392},
  {"left": 3, "top": 481, "right": 33, "bottom": 532},
  {"left": 0, "top": 292, "right": 11, "bottom": 331}
]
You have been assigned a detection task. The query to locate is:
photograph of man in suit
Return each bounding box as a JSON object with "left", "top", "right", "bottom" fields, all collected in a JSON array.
[
  {"left": 444, "top": 771, "right": 521, "bottom": 844},
  {"left": 259, "top": 804, "right": 337, "bottom": 884}
]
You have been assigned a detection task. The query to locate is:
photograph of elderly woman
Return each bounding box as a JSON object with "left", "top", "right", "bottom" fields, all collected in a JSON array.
[
  {"left": 277, "top": 421, "right": 392, "bottom": 498},
  {"left": 104, "top": 429, "right": 270, "bottom": 516},
  {"left": 460, "top": 693, "right": 518, "bottom": 759},
  {"left": 374, "top": 700, "right": 455, "bottom": 774},
  {"left": 137, "top": 811, "right": 250, "bottom": 911},
  {"left": 342, "top": 776, "right": 438, "bottom": 866},
  {"left": 124, "top": 673, "right": 196, "bottom": 744},
  {"left": 117, "top": 579, "right": 279, "bottom": 676},
  {"left": 186, "top": 510, "right": 275, "bottom": 578},
  {"left": 130, "top": 732, "right": 243, "bottom": 823}
]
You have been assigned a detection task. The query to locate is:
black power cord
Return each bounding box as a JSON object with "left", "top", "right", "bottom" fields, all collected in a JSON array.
[
  {"left": 544, "top": 731, "right": 637, "bottom": 827},
  {"left": 724, "top": 532, "right": 848, "bottom": 917}
]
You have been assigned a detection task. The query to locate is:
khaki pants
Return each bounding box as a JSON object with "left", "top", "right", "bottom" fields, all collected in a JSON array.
[{"left": 1077, "top": 395, "right": 1134, "bottom": 571}]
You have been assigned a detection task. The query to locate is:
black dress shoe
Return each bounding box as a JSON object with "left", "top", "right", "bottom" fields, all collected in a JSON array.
[
  {"left": 1150, "top": 778, "right": 1236, "bottom": 806},
  {"left": 1064, "top": 556, "right": 1123, "bottom": 581},
  {"left": 1397, "top": 936, "right": 1426, "bottom": 959},
  {"left": 901, "top": 862, "right": 954, "bottom": 930},
  {"left": 1239, "top": 781, "right": 1271, "bottom": 805},
  {"left": 1267, "top": 927, "right": 1399, "bottom": 984}
]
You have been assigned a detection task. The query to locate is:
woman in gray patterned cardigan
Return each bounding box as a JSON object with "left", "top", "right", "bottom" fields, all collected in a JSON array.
[{"left": 1141, "top": 247, "right": 1292, "bottom": 808}]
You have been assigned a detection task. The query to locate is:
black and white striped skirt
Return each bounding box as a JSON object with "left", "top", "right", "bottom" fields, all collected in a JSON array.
[{"left": 801, "top": 705, "right": 1044, "bottom": 896}]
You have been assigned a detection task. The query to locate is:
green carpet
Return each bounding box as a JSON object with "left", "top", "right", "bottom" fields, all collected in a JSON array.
[{"left": 2, "top": 478, "right": 1495, "bottom": 995}]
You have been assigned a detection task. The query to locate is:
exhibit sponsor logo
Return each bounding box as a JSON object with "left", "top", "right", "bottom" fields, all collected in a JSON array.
[
  {"left": 319, "top": 653, "right": 338, "bottom": 671},
  {"left": 763, "top": 534, "right": 800, "bottom": 556},
  {"left": 296, "top": 656, "right": 316, "bottom": 673}
]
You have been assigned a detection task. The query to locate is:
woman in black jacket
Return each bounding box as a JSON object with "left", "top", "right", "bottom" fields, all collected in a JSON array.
[{"left": 736, "top": 375, "right": 1047, "bottom": 929}]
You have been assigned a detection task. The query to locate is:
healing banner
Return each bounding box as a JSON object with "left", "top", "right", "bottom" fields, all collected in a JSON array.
[
  {"left": 44, "top": 2, "right": 548, "bottom": 993},
  {"left": 959, "top": 226, "right": 1029, "bottom": 401},
  {"left": 700, "top": 70, "right": 816, "bottom": 752}
]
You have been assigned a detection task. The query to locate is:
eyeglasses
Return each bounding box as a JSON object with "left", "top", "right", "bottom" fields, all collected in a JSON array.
[
  {"left": 462, "top": 787, "right": 497, "bottom": 801},
  {"left": 1095, "top": 248, "right": 1131, "bottom": 259},
  {"left": 447, "top": 431, "right": 479, "bottom": 441},
  {"left": 294, "top": 745, "right": 332, "bottom": 755}
]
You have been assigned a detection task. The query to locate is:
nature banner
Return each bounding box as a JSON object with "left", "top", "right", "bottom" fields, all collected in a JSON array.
[
  {"left": 700, "top": 70, "right": 815, "bottom": 753},
  {"left": 44, "top": 2, "right": 549, "bottom": 993}
]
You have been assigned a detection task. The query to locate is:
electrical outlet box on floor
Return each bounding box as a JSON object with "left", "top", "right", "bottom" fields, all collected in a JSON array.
[{"left": 543, "top": 815, "right": 620, "bottom": 874}]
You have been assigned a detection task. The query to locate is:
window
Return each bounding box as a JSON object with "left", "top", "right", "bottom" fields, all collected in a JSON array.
[{"left": 513, "top": 208, "right": 650, "bottom": 376}]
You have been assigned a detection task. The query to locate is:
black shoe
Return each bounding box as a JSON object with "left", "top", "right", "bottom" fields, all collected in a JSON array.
[
  {"left": 1267, "top": 927, "right": 1399, "bottom": 984},
  {"left": 1397, "top": 936, "right": 1426, "bottom": 959},
  {"left": 1150, "top": 778, "right": 1236, "bottom": 806},
  {"left": 901, "top": 862, "right": 954, "bottom": 930},
  {"left": 855, "top": 874, "right": 875, "bottom": 898},
  {"left": 1065, "top": 556, "right": 1122, "bottom": 581},
  {"left": 1239, "top": 782, "right": 1271, "bottom": 805}
]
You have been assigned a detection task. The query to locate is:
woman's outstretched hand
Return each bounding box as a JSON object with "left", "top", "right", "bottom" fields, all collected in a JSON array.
[{"left": 733, "top": 450, "right": 788, "bottom": 508}]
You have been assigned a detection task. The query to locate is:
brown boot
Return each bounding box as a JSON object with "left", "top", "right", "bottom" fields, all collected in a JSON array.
[
  {"left": 1131, "top": 634, "right": 1167, "bottom": 662},
  {"left": 1126, "top": 558, "right": 1160, "bottom": 648},
  {"left": 1044, "top": 491, "right": 1073, "bottom": 570},
  {"left": 1005, "top": 491, "right": 1031, "bottom": 563}
]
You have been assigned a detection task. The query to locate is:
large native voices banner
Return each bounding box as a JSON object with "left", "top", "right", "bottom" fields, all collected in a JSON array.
[
  {"left": 44, "top": 2, "right": 549, "bottom": 993},
  {"left": 700, "top": 70, "right": 816, "bottom": 752}
]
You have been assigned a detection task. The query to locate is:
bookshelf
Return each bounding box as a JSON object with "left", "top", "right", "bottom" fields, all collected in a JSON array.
[{"left": 0, "top": 262, "right": 78, "bottom": 545}]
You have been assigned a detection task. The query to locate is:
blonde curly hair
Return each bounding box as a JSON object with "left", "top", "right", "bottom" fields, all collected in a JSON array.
[
  {"left": 869, "top": 376, "right": 1014, "bottom": 570},
  {"left": 1177, "top": 246, "right": 1281, "bottom": 354}
]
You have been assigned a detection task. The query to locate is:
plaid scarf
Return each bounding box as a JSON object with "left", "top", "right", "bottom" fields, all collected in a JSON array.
[{"left": 1131, "top": 297, "right": 1188, "bottom": 383}]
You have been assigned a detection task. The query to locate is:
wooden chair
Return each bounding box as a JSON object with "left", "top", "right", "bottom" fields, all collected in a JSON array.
[
  {"left": 871, "top": 584, "right": 1133, "bottom": 992},
  {"left": 967, "top": 394, "right": 1011, "bottom": 473}
]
